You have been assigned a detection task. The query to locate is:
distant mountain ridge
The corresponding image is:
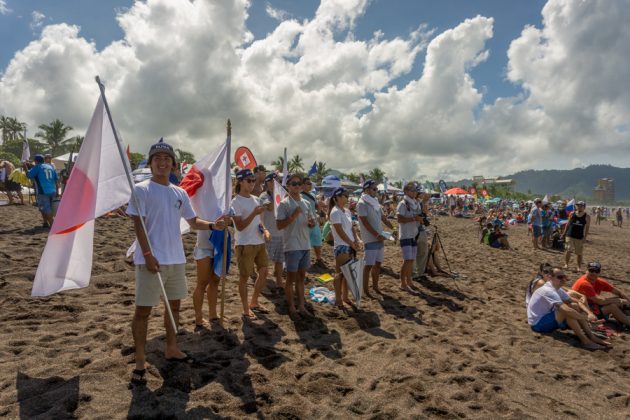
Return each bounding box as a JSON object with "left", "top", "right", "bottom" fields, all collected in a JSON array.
[{"left": 456, "top": 165, "right": 630, "bottom": 201}]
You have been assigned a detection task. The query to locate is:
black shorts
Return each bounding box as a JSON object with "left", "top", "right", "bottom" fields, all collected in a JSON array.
[{"left": 5, "top": 180, "right": 21, "bottom": 192}]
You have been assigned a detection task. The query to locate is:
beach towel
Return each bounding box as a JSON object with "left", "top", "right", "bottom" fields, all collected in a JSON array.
[{"left": 309, "top": 286, "right": 336, "bottom": 304}]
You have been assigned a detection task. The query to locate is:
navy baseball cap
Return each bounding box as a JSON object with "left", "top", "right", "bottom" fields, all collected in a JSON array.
[
  {"left": 148, "top": 138, "right": 176, "bottom": 163},
  {"left": 264, "top": 172, "right": 277, "bottom": 182},
  {"left": 34, "top": 154, "right": 44, "bottom": 163},
  {"left": 362, "top": 179, "right": 377, "bottom": 190},
  {"left": 587, "top": 262, "right": 601, "bottom": 272},
  {"left": 236, "top": 168, "right": 254, "bottom": 181},
  {"left": 332, "top": 187, "right": 348, "bottom": 197}
]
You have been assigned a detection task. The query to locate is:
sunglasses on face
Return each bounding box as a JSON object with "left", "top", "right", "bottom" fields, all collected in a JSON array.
[
  {"left": 555, "top": 274, "right": 567, "bottom": 279},
  {"left": 588, "top": 268, "right": 600, "bottom": 273},
  {"left": 304, "top": 181, "right": 312, "bottom": 186},
  {"left": 242, "top": 178, "right": 255, "bottom": 184},
  {"left": 289, "top": 182, "right": 302, "bottom": 187}
]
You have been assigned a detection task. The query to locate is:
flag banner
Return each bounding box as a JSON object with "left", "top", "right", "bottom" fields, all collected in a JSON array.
[
  {"left": 469, "top": 187, "right": 476, "bottom": 195},
  {"left": 32, "top": 97, "right": 131, "bottom": 296},
  {"left": 542, "top": 194, "right": 550, "bottom": 204},
  {"left": 234, "top": 146, "right": 257, "bottom": 170},
  {"left": 282, "top": 147, "right": 288, "bottom": 187},
  {"left": 565, "top": 199, "right": 575, "bottom": 213},
  {"left": 21, "top": 135, "right": 30, "bottom": 162},
  {"left": 180, "top": 139, "right": 232, "bottom": 221},
  {"left": 439, "top": 180, "right": 447, "bottom": 193},
  {"left": 481, "top": 189, "right": 489, "bottom": 198},
  {"left": 308, "top": 161, "right": 317, "bottom": 177},
  {"left": 273, "top": 178, "right": 287, "bottom": 217}
]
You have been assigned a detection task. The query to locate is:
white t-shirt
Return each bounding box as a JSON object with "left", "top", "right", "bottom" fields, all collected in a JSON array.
[
  {"left": 126, "top": 179, "right": 196, "bottom": 265},
  {"left": 330, "top": 206, "right": 354, "bottom": 247},
  {"left": 527, "top": 282, "right": 570, "bottom": 325},
  {"left": 396, "top": 198, "right": 419, "bottom": 240},
  {"left": 231, "top": 194, "right": 264, "bottom": 246}
]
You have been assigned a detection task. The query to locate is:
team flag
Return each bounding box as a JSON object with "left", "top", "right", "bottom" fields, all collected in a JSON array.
[
  {"left": 307, "top": 161, "right": 317, "bottom": 177},
  {"left": 21, "top": 130, "right": 30, "bottom": 162},
  {"left": 282, "top": 147, "right": 288, "bottom": 187},
  {"left": 273, "top": 178, "right": 287, "bottom": 217},
  {"left": 565, "top": 199, "right": 575, "bottom": 213},
  {"left": 31, "top": 98, "right": 131, "bottom": 296}
]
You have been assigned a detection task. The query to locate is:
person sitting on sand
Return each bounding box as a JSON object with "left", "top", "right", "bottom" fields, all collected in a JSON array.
[
  {"left": 357, "top": 179, "right": 393, "bottom": 297},
  {"left": 489, "top": 224, "right": 511, "bottom": 250},
  {"left": 1, "top": 160, "right": 25, "bottom": 205},
  {"left": 276, "top": 173, "right": 316, "bottom": 320},
  {"left": 230, "top": 168, "right": 271, "bottom": 320},
  {"left": 127, "top": 139, "right": 225, "bottom": 385},
  {"left": 527, "top": 267, "right": 611, "bottom": 350},
  {"left": 330, "top": 187, "right": 360, "bottom": 309},
  {"left": 397, "top": 182, "right": 422, "bottom": 294},
  {"left": 525, "top": 263, "right": 553, "bottom": 306},
  {"left": 571, "top": 262, "right": 630, "bottom": 329}
]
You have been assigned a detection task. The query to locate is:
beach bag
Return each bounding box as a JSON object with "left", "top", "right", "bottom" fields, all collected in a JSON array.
[{"left": 340, "top": 258, "right": 364, "bottom": 308}]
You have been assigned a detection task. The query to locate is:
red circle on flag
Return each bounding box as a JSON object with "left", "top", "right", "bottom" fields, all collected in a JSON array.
[
  {"left": 234, "top": 146, "right": 257, "bottom": 170},
  {"left": 275, "top": 193, "right": 281, "bottom": 204}
]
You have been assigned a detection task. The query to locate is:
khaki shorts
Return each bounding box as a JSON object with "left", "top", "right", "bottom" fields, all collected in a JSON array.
[
  {"left": 566, "top": 237, "right": 584, "bottom": 256},
  {"left": 235, "top": 244, "right": 269, "bottom": 277},
  {"left": 135, "top": 264, "right": 187, "bottom": 307}
]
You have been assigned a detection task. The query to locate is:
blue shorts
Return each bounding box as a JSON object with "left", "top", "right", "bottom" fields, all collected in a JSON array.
[
  {"left": 36, "top": 193, "right": 55, "bottom": 215},
  {"left": 309, "top": 225, "right": 322, "bottom": 247},
  {"left": 531, "top": 311, "right": 568, "bottom": 333},
  {"left": 491, "top": 241, "right": 502, "bottom": 249},
  {"left": 334, "top": 245, "right": 352, "bottom": 257},
  {"left": 285, "top": 250, "right": 310, "bottom": 272},
  {"left": 364, "top": 241, "right": 384, "bottom": 265},
  {"left": 532, "top": 225, "right": 543, "bottom": 238}
]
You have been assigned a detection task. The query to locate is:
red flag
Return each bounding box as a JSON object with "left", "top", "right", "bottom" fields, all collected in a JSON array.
[{"left": 234, "top": 146, "right": 257, "bottom": 170}]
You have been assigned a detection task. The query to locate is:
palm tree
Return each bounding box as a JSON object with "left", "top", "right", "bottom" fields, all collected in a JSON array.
[
  {"left": 314, "top": 161, "right": 330, "bottom": 182},
  {"left": 0, "top": 116, "right": 26, "bottom": 143},
  {"left": 175, "top": 148, "right": 195, "bottom": 164},
  {"left": 367, "top": 168, "right": 385, "bottom": 184},
  {"left": 271, "top": 156, "right": 285, "bottom": 172},
  {"left": 289, "top": 154, "right": 303, "bottom": 172},
  {"left": 35, "top": 119, "right": 74, "bottom": 156}
]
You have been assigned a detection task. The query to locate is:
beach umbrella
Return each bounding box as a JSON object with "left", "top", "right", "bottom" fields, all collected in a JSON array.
[
  {"left": 445, "top": 187, "right": 468, "bottom": 195},
  {"left": 340, "top": 258, "right": 364, "bottom": 308}
]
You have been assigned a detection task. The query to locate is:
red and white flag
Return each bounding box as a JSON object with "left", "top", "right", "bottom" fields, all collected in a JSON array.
[
  {"left": 180, "top": 137, "right": 232, "bottom": 222},
  {"left": 181, "top": 160, "right": 190, "bottom": 176},
  {"left": 273, "top": 178, "right": 287, "bottom": 217},
  {"left": 32, "top": 98, "right": 131, "bottom": 296}
]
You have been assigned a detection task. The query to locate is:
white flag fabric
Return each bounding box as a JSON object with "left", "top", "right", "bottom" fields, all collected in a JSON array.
[
  {"left": 273, "top": 178, "right": 287, "bottom": 217},
  {"left": 542, "top": 194, "right": 550, "bottom": 204},
  {"left": 31, "top": 98, "right": 131, "bottom": 296},
  {"left": 181, "top": 138, "right": 232, "bottom": 221},
  {"left": 21, "top": 136, "right": 30, "bottom": 162},
  {"left": 282, "top": 147, "right": 288, "bottom": 187}
]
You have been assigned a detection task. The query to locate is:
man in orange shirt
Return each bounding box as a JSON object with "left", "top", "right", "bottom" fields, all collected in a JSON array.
[{"left": 571, "top": 262, "right": 630, "bottom": 328}]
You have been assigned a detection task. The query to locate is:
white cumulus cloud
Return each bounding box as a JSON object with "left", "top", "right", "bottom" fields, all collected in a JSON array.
[
  {"left": 0, "top": 0, "right": 10, "bottom": 15},
  {"left": 30, "top": 10, "right": 45, "bottom": 31},
  {"left": 1, "top": 0, "right": 629, "bottom": 181}
]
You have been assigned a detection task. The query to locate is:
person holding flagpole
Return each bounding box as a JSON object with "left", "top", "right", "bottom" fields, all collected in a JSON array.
[
  {"left": 261, "top": 172, "right": 285, "bottom": 292},
  {"left": 231, "top": 168, "right": 271, "bottom": 320},
  {"left": 301, "top": 176, "right": 326, "bottom": 268},
  {"left": 127, "top": 139, "right": 224, "bottom": 385},
  {"left": 277, "top": 173, "right": 315, "bottom": 320}
]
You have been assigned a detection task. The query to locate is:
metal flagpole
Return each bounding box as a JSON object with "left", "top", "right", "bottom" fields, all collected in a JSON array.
[
  {"left": 220, "top": 119, "right": 231, "bottom": 325},
  {"left": 94, "top": 76, "right": 178, "bottom": 333}
]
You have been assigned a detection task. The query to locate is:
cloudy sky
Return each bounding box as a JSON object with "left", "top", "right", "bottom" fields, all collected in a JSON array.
[{"left": 1, "top": 0, "right": 629, "bottom": 181}]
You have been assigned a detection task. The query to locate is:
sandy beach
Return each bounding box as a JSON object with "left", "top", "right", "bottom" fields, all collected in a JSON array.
[{"left": 1, "top": 203, "right": 630, "bottom": 419}]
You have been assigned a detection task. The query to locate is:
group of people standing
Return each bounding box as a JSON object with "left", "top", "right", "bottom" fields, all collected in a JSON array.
[{"left": 126, "top": 139, "right": 442, "bottom": 384}]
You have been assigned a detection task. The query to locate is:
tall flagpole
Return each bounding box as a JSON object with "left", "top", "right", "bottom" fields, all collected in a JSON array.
[
  {"left": 220, "top": 119, "right": 231, "bottom": 325},
  {"left": 94, "top": 76, "right": 178, "bottom": 334}
]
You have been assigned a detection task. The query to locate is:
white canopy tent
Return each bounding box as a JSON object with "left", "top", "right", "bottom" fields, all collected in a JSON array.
[
  {"left": 52, "top": 152, "right": 79, "bottom": 169},
  {"left": 377, "top": 183, "right": 402, "bottom": 193}
]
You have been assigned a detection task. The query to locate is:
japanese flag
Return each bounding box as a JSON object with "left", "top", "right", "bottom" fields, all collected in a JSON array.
[{"left": 273, "top": 178, "right": 287, "bottom": 217}]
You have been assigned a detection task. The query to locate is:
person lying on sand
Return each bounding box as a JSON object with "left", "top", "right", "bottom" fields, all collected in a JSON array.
[
  {"left": 527, "top": 267, "right": 611, "bottom": 350},
  {"left": 571, "top": 262, "right": 630, "bottom": 330}
]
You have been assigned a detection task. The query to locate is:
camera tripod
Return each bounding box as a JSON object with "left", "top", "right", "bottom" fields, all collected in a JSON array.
[{"left": 428, "top": 225, "right": 461, "bottom": 290}]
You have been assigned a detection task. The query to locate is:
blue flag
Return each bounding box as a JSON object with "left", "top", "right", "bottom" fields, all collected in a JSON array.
[
  {"left": 209, "top": 229, "right": 231, "bottom": 276},
  {"left": 308, "top": 161, "right": 317, "bottom": 177}
]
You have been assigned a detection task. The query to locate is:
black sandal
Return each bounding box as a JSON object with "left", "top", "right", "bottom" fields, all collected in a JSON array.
[{"left": 130, "top": 369, "right": 147, "bottom": 385}]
